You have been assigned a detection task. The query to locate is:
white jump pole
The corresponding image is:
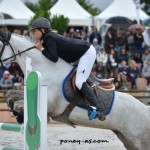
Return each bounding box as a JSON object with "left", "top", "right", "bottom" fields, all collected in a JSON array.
[{"left": 24, "top": 57, "right": 47, "bottom": 150}]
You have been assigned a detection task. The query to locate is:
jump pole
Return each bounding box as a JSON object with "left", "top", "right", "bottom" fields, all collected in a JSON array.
[
  {"left": 0, "top": 123, "right": 23, "bottom": 132},
  {"left": 24, "top": 71, "right": 47, "bottom": 150},
  {"left": 0, "top": 71, "right": 47, "bottom": 150}
]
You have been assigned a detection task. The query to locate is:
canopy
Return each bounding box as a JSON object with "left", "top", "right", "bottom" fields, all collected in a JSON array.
[
  {"left": 0, "top": 0, "right": 34, "bottom": 25},
  {"left": 49, "top": 0, "right": 92, "bottom": 26},
  {"left": 96, "top": 0, "right": 149, "bottom": 22}
]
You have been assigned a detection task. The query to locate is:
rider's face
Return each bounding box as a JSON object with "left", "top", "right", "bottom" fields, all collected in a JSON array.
[{"left": 32, "top": 29, "right": 42, "bottom": 40}]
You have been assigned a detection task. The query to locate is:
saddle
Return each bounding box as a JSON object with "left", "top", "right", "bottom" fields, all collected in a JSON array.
[
  {"left": 71, "top": 70, "right": 115, "bottom": 93},
  {"left": 52, "top": 67, "right": 115, "bottom": 127}
]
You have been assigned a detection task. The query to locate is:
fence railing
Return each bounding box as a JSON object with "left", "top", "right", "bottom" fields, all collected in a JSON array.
[
  {"left": 0, "top": 89, "right": 150, "bottom": 111},
  {"left": 117, "top": 90, "right": 150, "bottom": 105}
]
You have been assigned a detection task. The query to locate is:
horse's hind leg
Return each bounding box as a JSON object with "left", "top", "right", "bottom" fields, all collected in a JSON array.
[{"left": 113, "top": 131, "right": 137, "bottom": 150}]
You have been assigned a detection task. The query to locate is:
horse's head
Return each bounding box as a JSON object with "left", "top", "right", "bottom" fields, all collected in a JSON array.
[
  {"left": 0, "top": 30, "right": 34, "bottom": 77},
  {"left": 0, "top": 29, "right": 72, "bottom": 80},
  {"left": 0, "top": 29, "right": 36, "bottom": 72},
  {"left": 0, "top": 29, "right": 13, "bottom": 64}
]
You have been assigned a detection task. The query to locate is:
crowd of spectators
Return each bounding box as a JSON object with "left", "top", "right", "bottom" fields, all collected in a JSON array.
[
  {"left": 1, "top": 26, "right": 150, "bottom": 90},
  {"left": 0, "top": 61, "right": 24, "bottom": 90},
  {"left": 63, "top": 26, "right": 150, "bottom": 90}
]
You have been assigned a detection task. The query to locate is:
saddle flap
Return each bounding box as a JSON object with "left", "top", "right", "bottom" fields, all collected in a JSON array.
[{"left": 70, "top": 69, "right": 115, "bottom": 92}]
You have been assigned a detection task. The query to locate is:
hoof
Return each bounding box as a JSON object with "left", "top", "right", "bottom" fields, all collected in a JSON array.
[{"left": 16, "top": 111, "right": 24, "bottom": 124}]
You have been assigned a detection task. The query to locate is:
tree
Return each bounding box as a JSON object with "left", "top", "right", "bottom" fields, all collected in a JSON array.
[
  {"left": 50, "top": 15, "right": 69, "bottom": 34},
  {"left": 77, "top": 0, "right": 100, "bottom": 16},
  {"left": 26, "top": 0, "right": 69, "bottom": 34},
  {"left": 141, "top": 0, "right": 150, "bottom": 15},
  {"left": 26, "top": 0, "right": 56, "bottom": 26}
]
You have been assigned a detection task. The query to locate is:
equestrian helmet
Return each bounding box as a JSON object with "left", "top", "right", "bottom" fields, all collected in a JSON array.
[{"left": 29, "top": 17, "right": 51, "bottom": 31}]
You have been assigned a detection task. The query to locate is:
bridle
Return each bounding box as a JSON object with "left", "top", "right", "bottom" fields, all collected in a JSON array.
[{"left": 0, "top": 31, "right": 35, "bottom": 65}]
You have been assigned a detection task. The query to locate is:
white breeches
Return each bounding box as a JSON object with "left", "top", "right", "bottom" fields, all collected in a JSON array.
[{"left": 75, "top": 45, "right": 96, "bottom": 90}]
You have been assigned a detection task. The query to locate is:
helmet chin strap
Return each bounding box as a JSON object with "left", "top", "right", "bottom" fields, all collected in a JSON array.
[
  {"left": 38, "top": 28, "right": 44, "bottom": 41},
  {"left": 39, "top": 28, "right": 44, "bottom": 34}
]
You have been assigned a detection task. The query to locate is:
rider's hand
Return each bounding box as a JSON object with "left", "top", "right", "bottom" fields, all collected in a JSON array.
[{"left": 35, "top": 41, "right": 44, "bottom": 51}]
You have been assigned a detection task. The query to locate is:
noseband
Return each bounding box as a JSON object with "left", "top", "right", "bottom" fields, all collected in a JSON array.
[{"left": 0, "top": 30, "right": 35, "bottom": 65}]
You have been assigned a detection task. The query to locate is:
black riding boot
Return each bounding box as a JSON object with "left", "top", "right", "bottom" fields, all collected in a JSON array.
[{"left": 80, "top": 82, "right": 106, "bottom": 121}]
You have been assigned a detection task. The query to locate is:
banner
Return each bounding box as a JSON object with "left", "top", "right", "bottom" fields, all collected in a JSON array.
[{"left": 135, "top": 0, "right": 141, "bottom": 24}]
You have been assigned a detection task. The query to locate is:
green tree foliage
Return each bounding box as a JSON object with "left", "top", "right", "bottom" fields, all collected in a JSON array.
[
  {"left": 26, "top": 0, "right": 69, "bottom": 34},
  {"left": 26, "top": 0, "right": 57, "bottom": 12},
  {"left": 50, "top": 15, "right": 69, "bottom": 34},
  {"left": 77, "top": 0, "right": 100, "bottom": 16},
  {"left": 141, "top": 0, "right": 150, "bottom": 15}
]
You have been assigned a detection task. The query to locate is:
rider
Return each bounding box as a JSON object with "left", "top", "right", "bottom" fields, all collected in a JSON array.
[{"left": 29, "top": 17, "right": 105, "bottom": 120}]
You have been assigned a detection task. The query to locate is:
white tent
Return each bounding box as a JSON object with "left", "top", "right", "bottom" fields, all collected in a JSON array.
[
  {"left": 49, "top": 0, "right": 93, "bottom": 26},
  {"left": 0, "top": 0, "right": 34, "bottom": 25},
  {"left": 95, "top": 0, "right": 149, "bottom": 27}
]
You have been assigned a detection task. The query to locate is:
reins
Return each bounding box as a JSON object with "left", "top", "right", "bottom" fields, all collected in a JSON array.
[
  {"left": 2, "top": 46, "right": 35, "bottom": 62},
  {"left": 0, "top": 30, "right": 35, "bottom": 65}
]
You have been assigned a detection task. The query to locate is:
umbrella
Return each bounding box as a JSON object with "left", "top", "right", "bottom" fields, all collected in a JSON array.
[
  {"left": 0, "top": 12, "right": 12, "bottom": 19},
  {"left": 105, "top": 16, "right": 132, "bottom": 24},
  {"left": 128, "top": 24, "right": 145, "bottom": 31}
]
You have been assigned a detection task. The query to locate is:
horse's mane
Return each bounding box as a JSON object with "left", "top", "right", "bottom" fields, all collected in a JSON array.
[
  {"left": 11, "top": 33, "right": 73, "bottom": 71},
  {"left": 12, "top": 34, "right": 34, "bottom": 47}
]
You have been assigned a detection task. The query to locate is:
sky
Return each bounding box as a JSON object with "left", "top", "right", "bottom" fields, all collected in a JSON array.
[{"left": 22, "top": 0, "right": 114, "bottom": 11}]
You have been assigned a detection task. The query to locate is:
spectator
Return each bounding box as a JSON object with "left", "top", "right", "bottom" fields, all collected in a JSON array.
[
  {"left": 12, "top": 71, "right": 24, "bottom": 90},
  {"left": 128, "top": 60, "right": 138, "bottom": 89},
  {"left": 104, "top": 27, "right": 116, "bottom": 54},
  {"left": 0, "top": 64, "right": 8, "bottom": 80},
  {"left": 75, "top": 29, "right": 81, "bottom": 39},
  {"left": 133, "top": 51, "right": 143, "bottom": 76},
  {"left": 133, "top": 29, "right": 144, "bottom": 54},
  {"left": 8, "top": 62, "right": 22, "bottom": 77},
  {"left": 63, "top": 31, "right": 68, "bottom": 37},
  {"left": 80, "top": 29, "right": 87, "bottom": 41},
  {"left": 23, "top": 30, "right": 30, "bottom": 40},
  {"left": 117, "top": 48, "right": 129, "bottom": 64},
  {"left": 0, "top": 71, "right": 13, "bottom": 90},
  {"left": 142, "top": 47, "right": 150, "bottom": 66},
  {"left": 107, "top": 71, "right": 115, "bottom": 79},
  {"left": 92, "top": 38, "right": 100, "bottom": 54},
  {"left": 118, "top": 60, "right": 129, "bottom": 89},
  {"left": 142, "top": 59, "right": 150, "bottom": 86},
  {"left": 95, "top": 48, "right": 108, "bottom": 78},
  {"left": 114, "top": 73, "right": 123, "bottom": 89},
  {"left": 108, "top": 48, "right": 118, "bottom": 74},
  {"left": 143, "top": 27, "right": 150, "bottom": 48},
  {"left": 13, "top": 29, "right": 21, "bottom": 35},
  {"left": 116, "top": 28, "right": 127, "bottom": 54},
  {"left": 89, "top": 26, "right": 101, "bottom": 45},
  {"left": 69, "top": 27, "right": 76, "bottom": 38},
  {"left": 127, "top": 31, "right": 135, "bottom": 57}
]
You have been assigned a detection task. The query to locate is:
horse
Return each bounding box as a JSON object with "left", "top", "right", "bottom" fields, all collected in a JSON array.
[{"left": 0, "top": 30, "right": 150, "bottom": 150}]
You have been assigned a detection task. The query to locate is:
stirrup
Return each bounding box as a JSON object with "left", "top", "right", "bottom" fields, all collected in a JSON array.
[{"left": 88, "top": 106, "right": 97, "bottom": 120}]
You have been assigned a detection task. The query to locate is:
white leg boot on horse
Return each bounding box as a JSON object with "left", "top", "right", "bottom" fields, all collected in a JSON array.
[{"left": 80, "top": 82, "right": 106, "bottom": 121}]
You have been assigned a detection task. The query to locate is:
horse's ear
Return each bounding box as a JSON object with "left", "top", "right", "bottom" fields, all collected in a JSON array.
[
  {"left": 0, "top": 29, "right": 11, "bottom": 42},
  {"left": 0, "top": 29, "right": 5, "bottom": 38},
  {"left": 6, "top": 31, "right": 11, "bottom": 42}
]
